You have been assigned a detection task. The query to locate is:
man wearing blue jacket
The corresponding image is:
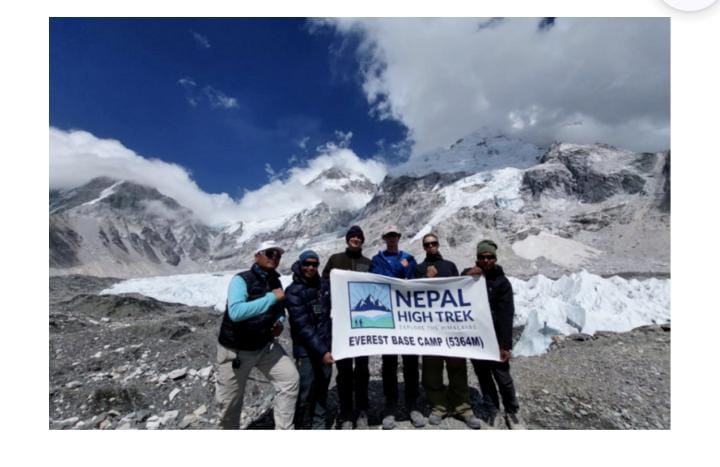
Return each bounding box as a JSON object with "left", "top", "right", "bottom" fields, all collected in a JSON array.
[
  {"left": 215, "top": 241, "right": 299, "bottom": 429},
  {"left": 370, "top": 225, "right": 424, "bottom": 429},
  {"left": 285, "top": 250, "right": 334, "bottom": 429}
]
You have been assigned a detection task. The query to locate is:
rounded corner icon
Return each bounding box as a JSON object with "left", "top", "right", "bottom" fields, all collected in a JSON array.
[{"left": 663, "top": 0, "right": 717, "bottom": 12}]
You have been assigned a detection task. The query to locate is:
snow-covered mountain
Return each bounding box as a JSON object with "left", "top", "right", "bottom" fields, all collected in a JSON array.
[
  {"left": 50, "top": 177, "right": 216, "bottom": 277},
  {"left": 50, "top": 129, "right": 670, "bottom": 278},
  {"left": 391, "top": 127, "right": 544, "bottom": 177}
]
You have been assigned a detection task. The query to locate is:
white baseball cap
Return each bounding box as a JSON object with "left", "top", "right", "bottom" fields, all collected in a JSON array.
[
  {"left": 255, "top": 240, "right": 285, "bottom": 254},
  {"left": 382, "top": 225, "right": 401, "bottom": 238}
]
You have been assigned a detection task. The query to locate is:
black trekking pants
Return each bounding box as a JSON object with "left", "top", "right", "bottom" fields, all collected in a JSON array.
[
  {"left": 336, "top": 356, "right": 369, "bottom": 419},
  {"left": 471, "top": 359, "right": 520, "bottom": 413},
  {"left": 382, "top": 354, "right": 420, "bottom": 408}
]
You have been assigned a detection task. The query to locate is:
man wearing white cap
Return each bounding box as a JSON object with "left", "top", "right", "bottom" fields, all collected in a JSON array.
[
  {"left": 215, "top": 240, "right": 299, "bottom": 429},
  {"left": 370, "top": 225, "right": 423, "bottom": 429}
]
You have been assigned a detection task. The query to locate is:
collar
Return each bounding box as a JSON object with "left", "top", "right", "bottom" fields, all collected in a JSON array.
[
  {"left": 345, "top": 247, "right": 363, "bottom": 259},
  {"left": 424, "top": 253, "right": 443, "bottom": 262},
  {"left": 251, "top": 262, "right": 279, "bottom": 280}
]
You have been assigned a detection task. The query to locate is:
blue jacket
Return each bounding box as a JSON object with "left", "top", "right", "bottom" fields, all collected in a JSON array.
[
  {"left": 285, "top": 261, "right": 331, "bottom": 359},
  {"left": 370, "top": 250, "right": 417, "bottom": 279}
]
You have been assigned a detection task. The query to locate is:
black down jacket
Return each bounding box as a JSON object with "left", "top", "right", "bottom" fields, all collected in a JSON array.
[
  {"left": 284, "top": 261, "right": 332, "bottom": 359},
  {"left": 461, "top": 264, "right": 515, "bottom": 351}
]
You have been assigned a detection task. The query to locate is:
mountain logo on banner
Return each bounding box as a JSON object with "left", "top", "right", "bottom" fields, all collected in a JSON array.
[{"left": 348, "top": 281, "right": 395, "bottom": 329}]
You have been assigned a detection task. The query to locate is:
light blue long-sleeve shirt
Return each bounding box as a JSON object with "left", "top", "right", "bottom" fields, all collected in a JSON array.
[{"left": 226, "top": 275, "right": 285, "bottom": 323}]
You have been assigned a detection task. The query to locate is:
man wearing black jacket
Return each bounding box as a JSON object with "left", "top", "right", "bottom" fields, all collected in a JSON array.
[
  {"left": 321, "top": 225, "right": 372, "bottom": 429},
  {"left": 285, "top": 250, "right": 334, "bottom": 429},
  {"left": 416, "top": 234, "right": 484, "bottom": 429},
  {"left": 462, "top": 239, "right": 525, "bottom": 429}
]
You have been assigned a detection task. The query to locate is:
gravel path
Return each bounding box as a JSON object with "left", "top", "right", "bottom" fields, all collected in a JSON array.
[{"left": 49, "top": 275, "right": 670, "bottom": 430}]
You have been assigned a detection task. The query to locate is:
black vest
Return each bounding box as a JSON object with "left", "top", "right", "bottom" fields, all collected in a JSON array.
[{"left": 218, "top": 265, "right": 284, "bottom": 351}]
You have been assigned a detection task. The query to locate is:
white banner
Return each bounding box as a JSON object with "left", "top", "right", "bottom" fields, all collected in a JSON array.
[{"left": 330, "top": 270, "right": 500, "bottom": 361}]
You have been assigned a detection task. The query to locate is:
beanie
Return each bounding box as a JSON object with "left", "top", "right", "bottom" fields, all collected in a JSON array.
[
  {"left": 476, "top": 239, "right": 498, "bottom": 255},
  {"left": 345, "top": 225, "right": 365, "bottom": 243},
  {"left": 299, "top": 250, "right": 319, "bottom": 263}
]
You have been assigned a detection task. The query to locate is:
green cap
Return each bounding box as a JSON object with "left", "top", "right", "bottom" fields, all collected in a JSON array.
[{"left": 476, "top": 239, "right": 498, "bottom": 255}]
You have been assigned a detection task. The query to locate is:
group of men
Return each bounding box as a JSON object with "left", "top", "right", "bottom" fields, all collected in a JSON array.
[{"left": 214, "top": 224, "right": 524, "bottom": 430}]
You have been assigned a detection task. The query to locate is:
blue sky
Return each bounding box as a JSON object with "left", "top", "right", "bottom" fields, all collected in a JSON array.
[
  {"left": 49, "top": 18, "right": 669, "bottom": 226},
  {"left": 50, "top": 18, "right": 407, "bottom": 196}
]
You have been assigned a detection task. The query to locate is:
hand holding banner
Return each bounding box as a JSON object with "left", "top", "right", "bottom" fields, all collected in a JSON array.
[{"left": 330, "top": 270, "right": 500, "bottom": 361}]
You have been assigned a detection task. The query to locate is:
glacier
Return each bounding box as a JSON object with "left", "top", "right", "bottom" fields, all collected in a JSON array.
[{"left": 100, "top": 269, "right": 669, "bottom": 357}]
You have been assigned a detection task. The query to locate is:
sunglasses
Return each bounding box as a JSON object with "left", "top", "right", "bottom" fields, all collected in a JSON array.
[
  {"left": 262, "top": 249, "right": 283, "bottom": 260},
  {"left": 383, "top": 233, "right": 400, "bottom": 239},
  {"left": 477, "top": 254, "right": 496, "bottom": 261},
  {"left": 423, "top": 241, "right": 439, "bottom": 248},
  {"left": 301, "top": 261, "right": 320, "bottom": 268}
]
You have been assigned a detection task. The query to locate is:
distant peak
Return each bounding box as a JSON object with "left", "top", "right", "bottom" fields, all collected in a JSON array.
[{"left": 391, "top": 127, "right": 541, "bottom": 178}]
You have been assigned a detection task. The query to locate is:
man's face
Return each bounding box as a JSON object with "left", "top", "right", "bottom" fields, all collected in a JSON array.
[
  {"left": 476, "top": 252, "right": 497, "bottom": 272},
  {"left": 255, "top": 248, "right": 282, "bottom": 270},
  {"left": 300, "top": 258, "right": 320, "bottom": 279},
  {"left": 383, "top": 233, "right": 400, "bottom": 249},
  {"left": 347, "top": 234, "right": 363, "bottom": 250},
  {"left": 423, "top": 236, "right": 440, "bottom": 255}
]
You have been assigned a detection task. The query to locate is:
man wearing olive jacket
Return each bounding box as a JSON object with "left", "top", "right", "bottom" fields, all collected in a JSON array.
[{"left": 322, "top": 225, "right": 372, "bottom": 429}]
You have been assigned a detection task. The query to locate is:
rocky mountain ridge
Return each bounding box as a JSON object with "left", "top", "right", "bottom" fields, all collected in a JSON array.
[{"left": 50, "top": 130, "right": 670, "bottom": 279}]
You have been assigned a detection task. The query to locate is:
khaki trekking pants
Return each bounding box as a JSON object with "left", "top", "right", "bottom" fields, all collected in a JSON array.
[
  {"left": 422, "top": 355, "right": 473, "bottom": 417},
  {"left": 215, "top": 341, "right": 299, "bottom": 429}
]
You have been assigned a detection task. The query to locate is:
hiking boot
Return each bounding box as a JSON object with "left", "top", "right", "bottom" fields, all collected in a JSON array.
[
  {"left": 457, "top": 410, "right": 486, "bottom": 430},
  {"left": 428, "top": 413, "right": 443, "bottom": 426},
  {"left": 339, "top": 418, "right": 353, "bottom": 430},
  {"left": 311, "top": 416, "right": 326, "bottom": 430},
  {"left": 409, "top": 409, "right": 426, "bottom": 428},
  {"left": 464, "top": 414, "right": 486, "bottom": 430},
  {"left": 355, "top": 411, "right": 369, "bottom": 430},
  {"left": 382, "top": 404, "right": 397, "bottom": 430},
  {"left": 505, "top": 411, "right": 527, "bottom": 430},
  {"left": 382, "top": 414, "right": 396, "bottom": 430},
  {"left": 486, "top": 411, "right": 504, "bottom": 429}
]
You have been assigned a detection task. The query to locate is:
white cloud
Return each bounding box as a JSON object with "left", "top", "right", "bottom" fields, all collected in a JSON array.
[
  {"left": 177, "top": 78, "right": 238, "bottom": 110},
  {"left": 190, "top": 30, "right": 211, "bottom": 49},
  {"left": 203, "top": 86, "right": 239, "bottom": 109},
  {"left": 50, "top": 127, "right": 242, "bottom": 225},
  {"left": 264, "top": 163, "right": 277, "bottom": 181},
  {"left": 177, "top": 77, "right": 198, "bottom": 106},
  {"left": 315, "top": 130, "right": 354, "bottom": 153},
  {"left": 320, "top": 18, "right": 670, "bottom": 154},
  {"left": 236, "top": 146, "right": 386, "bottom": 223},
  {"left": 50, "top": 128, "right": 387, "bottom": 230},
  {"left": 333, "top": 130, "right": 353, "bottom": 148}
]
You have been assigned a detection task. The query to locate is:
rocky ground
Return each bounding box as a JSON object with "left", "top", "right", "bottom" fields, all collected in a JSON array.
[{"left": 49, "top": 275, "right": 670, "bottom": 430}]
